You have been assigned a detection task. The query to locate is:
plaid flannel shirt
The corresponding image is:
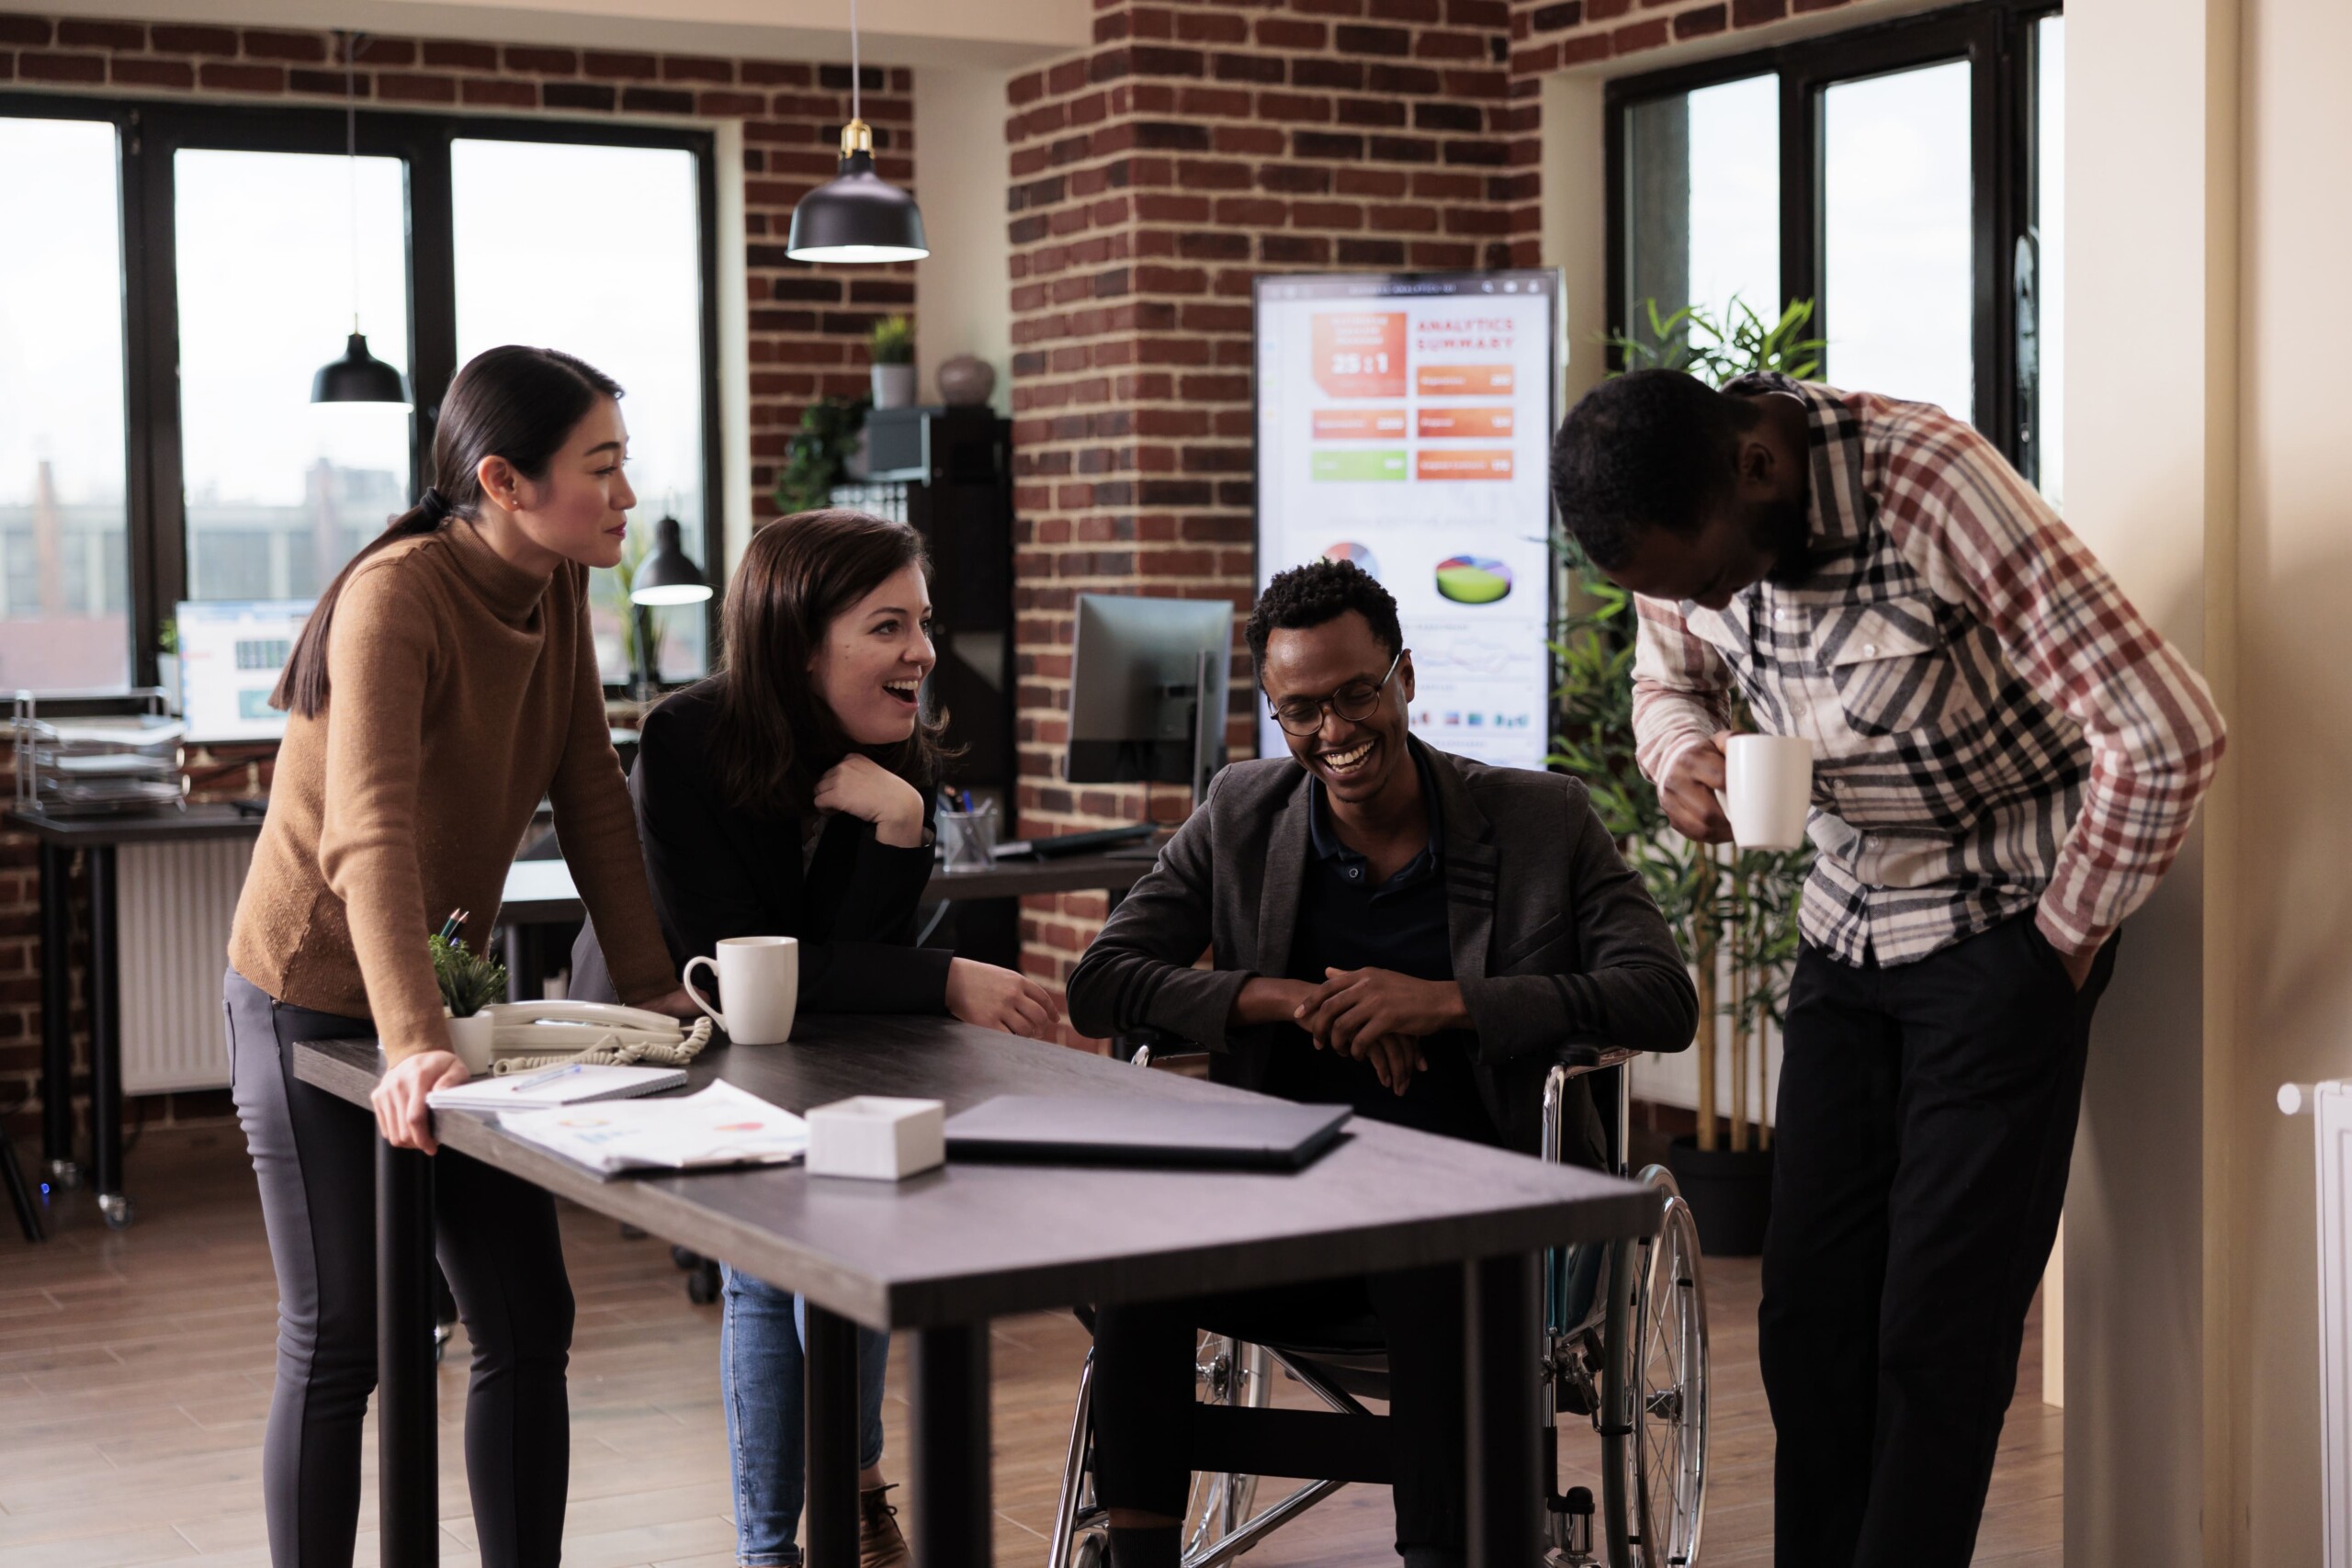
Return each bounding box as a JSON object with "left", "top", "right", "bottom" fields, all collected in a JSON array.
[{"left": 1631, "top": 376, "right": 2226, "bottom": 967}]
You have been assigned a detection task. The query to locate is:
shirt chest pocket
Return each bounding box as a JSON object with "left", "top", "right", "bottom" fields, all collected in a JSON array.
[{"left": 1813, "top": 596, "right": 1965, "bottom": 738}]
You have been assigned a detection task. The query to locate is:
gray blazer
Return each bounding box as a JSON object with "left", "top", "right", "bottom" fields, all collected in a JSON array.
[{"left": 1066, "top": 739, "right": 1698, "bottom": 1157}]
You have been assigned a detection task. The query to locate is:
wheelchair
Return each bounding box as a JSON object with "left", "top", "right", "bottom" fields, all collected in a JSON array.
[{"left": 1047, "top": 1043, "right": 1708, "bottom": 1568}]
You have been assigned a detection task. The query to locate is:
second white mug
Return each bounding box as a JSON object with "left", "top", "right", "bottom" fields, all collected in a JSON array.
[
  {"left": 682, "top": 936, "right": 800, "bottom": 1045},
  {"left": 1722, "top": 734, "right": 1815, "bottom": 851}
]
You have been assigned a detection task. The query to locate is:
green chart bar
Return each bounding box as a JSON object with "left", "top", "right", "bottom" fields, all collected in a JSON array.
[{"left": 1311, "top": 449, "right": 1408, "bottom": 482}]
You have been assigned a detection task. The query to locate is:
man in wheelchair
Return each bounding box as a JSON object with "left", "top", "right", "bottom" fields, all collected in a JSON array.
[{"left": 1064, "top": 559, "right": 1698, "bottom": 1568}]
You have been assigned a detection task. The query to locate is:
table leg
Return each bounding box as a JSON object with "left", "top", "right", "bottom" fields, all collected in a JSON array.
[
  {"left": 85, "top": 845, "right": 128, "bottom": 1227},
  {"left": 377, "top": 1135, "right": 439, "bottom": 1568},
  {"left": 36, "top": 841, "right": 77, "bottom": 1188},
  {"left": 911, "top": 1322, "right": 992, "bottom": 1568},
  {"left": 1466, "top": 1251, "right": 1541, "bottom": 1565},
  {"left": 805, "top": 1303, "right": 863, "bottom": 1568}
]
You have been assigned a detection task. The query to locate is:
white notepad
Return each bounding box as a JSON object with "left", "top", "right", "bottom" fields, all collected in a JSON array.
[
  {"left": 428, "top": 1063, "right": 687, "bottom": 1111},
  {"left": 494, "top": 1081, "right": 809, "bottom": 1176}
]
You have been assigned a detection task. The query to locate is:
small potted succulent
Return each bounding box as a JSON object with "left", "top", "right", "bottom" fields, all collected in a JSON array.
[
  {"left": 431, "top": 931, "right": 508, "bottom": 1074},
  {"left": 868, "top": 314, "right": 916, "bottom": 410}
]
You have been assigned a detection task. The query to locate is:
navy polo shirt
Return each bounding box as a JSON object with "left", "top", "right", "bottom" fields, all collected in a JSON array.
[{"left": 1263, "top": 748, "right": 1500, "bottom": 1145}]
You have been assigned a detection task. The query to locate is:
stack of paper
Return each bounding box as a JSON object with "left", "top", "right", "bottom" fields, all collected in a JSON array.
[
  {"left": 429, "top": 1063, "right": 687, "bottom": 1111},
  {"left": 495, "top": 1081, "right": 809, "bottom": 1176}
]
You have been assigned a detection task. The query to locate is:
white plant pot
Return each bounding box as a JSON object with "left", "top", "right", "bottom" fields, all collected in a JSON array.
[
  {"left": 445, "top": 1011, "right": 495, "bottom": 1076},
  {"left": 871, "top": 363, "right": 917, "bottom": 410}
]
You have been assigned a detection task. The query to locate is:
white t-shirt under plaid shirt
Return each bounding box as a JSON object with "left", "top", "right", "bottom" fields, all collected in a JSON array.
[{"left": 1630, "top": 375, "right": 2227, "bottom": 967}]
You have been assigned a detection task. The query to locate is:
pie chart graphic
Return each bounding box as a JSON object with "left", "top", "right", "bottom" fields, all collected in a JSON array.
[
  {"left": 1322, "top": 541, "right": 1381, "bottom": 579},
  {"left": 1434, "top": 556, "right": 1514, "bottom": 604}
]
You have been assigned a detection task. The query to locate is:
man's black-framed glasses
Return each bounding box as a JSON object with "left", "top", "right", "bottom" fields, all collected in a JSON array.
[{"left": 1269, "top": 649, "right": 1405, "bottom": 736}]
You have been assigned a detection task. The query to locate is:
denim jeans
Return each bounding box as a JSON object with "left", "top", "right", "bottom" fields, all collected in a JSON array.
[{"left": 720, "top": 1266, "right": 890, "bottom": 1567}]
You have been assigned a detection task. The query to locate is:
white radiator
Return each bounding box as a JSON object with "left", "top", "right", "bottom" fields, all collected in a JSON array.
[
  {"left": 118, "top": 838, "right": 253, "bottom": 1095},
  {"left": 2283, "top": 1079, "right": 2352, "bottom": 1568}
]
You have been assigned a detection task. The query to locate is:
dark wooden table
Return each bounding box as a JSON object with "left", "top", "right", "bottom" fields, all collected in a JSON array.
[
  {"left": 7, "top": 794, "right": 1156, "bottom": 1230},
  {"left": 293, "top": 1016, "right": 1660, "bottom": 1568}
]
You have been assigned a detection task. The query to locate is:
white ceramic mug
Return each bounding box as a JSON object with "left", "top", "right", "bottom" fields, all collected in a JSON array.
[
  {"left": 1722, "top": 734, "right": 1814, "bottom": 850},
  {"left": 682, "top": 936, "right": 800, "bottom": 1045}
]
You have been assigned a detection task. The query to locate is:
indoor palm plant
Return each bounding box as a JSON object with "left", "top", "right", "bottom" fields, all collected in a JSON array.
[{"left": 1548, "top": 295, "right": 1823, "bottom": 1252}]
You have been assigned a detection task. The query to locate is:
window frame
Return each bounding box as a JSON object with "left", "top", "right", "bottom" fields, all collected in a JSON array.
[
  {"left": 0, "top": 90, "right": 726, "bottom": 697},
  {"left": 1603, "top": 0, "right": 2059, "bottom": 473}
]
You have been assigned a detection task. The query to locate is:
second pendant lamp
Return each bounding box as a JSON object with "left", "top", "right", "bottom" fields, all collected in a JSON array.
[
  {"left": 311, "top": 31, "right": 409, "bottom": 405},
  {"left": 786, "top": 0, "right": 927, "bottom": 264}
]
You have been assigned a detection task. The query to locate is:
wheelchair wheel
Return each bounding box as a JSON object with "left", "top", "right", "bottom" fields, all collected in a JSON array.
[
  {"left": 1182, "top": 1335, "right": 1270, "bottom": 1555},
  {"left": 1599, "top": 1167, "right": 1709, "bottom": 1568}
]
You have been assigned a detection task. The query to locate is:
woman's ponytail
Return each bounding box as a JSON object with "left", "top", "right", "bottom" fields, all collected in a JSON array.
[{"left": 269, "top": 348, "right": 623, "bottom": 719}]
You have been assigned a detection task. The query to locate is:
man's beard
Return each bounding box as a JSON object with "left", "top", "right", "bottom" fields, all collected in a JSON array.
[{"left": 1755, "top": 497, "right": 1815, "bottom": 587}]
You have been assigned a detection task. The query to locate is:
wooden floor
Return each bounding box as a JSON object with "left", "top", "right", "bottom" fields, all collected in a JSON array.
[{"left": 0, "top": 1125, "right": 2058, "bottom": 1567}]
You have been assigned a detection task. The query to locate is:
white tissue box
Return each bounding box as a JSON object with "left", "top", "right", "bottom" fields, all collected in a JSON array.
[{"left": 805, "top": 1096, "right": 946, "bottom": 1181}]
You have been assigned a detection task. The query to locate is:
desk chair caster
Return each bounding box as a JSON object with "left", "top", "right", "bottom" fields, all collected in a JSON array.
[
  {"left": 97, "top": 1192, "right": 133, "bottom": 1230},
  {"left": 673, "top": 1246, "right": 723, "bottom": 1304},
  {"left": 1047, "top": 1044, "right": 1710, "bottom": 1568}
]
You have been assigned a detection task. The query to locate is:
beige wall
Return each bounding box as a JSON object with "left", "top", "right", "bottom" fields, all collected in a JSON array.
[
  {"left": 911, "top": 64, "right": 1013, "bottom": 415},
  {"left": 2062, "top": 1, "right": 2233, "bottom": 1560},
  {"left": 29, "top": 0, "right": 1087, "bottom": 68},
  {"left": 2228, "top": 0, "right": 2352, "bottom": 1559}
]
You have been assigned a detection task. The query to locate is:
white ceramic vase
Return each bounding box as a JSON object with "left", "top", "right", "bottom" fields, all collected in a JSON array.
[
  {"left": 871, "top": 363, "right": 917, "bottom": 409},
  {"left": 445, "top": 1011, "right": 495, "bottom": 1076}
]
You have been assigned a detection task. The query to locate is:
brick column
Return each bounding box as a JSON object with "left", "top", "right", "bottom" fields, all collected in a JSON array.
[{"left": 1002, "top": 0, "right": 1513, "bottom": 1040}]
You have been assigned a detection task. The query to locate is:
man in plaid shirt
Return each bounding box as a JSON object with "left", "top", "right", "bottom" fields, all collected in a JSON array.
[{"left": 1550, "top": 369, "right": 2224, "bottom": 1568}]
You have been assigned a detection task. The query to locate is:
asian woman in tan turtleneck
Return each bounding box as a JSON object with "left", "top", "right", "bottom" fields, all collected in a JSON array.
[{"left": 222, "top": 345, "right": 694, "bottom": 1568}]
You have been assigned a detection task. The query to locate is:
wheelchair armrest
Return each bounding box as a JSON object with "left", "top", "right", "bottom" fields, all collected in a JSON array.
[
  {"left": 1540, "top": 1040, "right": 1639, "bottom": 1166},
  {"left": 1119, "top": 1026, "right": 1207, "bottom": 1070}
]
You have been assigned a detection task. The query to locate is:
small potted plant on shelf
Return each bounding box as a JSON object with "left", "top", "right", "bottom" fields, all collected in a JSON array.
[
  {"left": 431, "top": 927, "right": 508, "bottom": 1075},
  {"left": 868, "top": 314, "right": 915, "bottom": 410}
]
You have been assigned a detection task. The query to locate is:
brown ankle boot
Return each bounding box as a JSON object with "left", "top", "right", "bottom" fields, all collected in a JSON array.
[{"left": 859, "top": 1483, "right": 910, "bottom": 1568}]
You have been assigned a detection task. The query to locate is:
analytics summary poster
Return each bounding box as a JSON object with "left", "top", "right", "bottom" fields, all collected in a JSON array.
[{"left": 1253, "top": 270, "right": 1561, "bottom": 770}]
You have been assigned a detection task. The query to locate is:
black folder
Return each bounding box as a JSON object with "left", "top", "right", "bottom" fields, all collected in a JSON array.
[{"left": 943, "top": 1095, "right": 1351, "bottom": 1170}]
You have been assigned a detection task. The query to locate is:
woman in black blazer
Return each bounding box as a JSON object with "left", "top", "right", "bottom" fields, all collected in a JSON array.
[{"left": 573, "top": 508, "right": 1057, "bottom": 1568}]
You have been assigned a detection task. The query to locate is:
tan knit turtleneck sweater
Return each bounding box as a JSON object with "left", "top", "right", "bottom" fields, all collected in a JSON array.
[{"left": 229, "top": 518, "right": 674, "bottom": 1063}]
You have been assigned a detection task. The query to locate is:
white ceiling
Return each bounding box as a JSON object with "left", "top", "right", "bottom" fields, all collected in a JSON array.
[{"left": 40, "top": 0, "right": 1089, "bottom": 69}]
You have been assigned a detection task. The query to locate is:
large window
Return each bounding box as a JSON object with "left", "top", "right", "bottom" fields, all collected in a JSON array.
[
  {"left": 1609, "top": 0, "right": 2064, "bottom": 480},
  {"left": 0, "top": 96, "right": 723, "bottom": 695},
  {"left": 176, "top": 150, "right": 413, "bottom": 604},
  {"left": 0, "top": 117, "right": 129, "bottom": 691},
  {"left": 454, "top": 139, "right": 712, "bottom": 682}
]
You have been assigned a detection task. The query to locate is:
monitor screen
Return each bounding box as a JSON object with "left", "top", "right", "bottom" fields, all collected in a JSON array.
[
  {"left": 175, "top": 600, "right": 311, "bottom": 743},
  {"left": 1252, "top": 270, "right": 1561, "bottom": 771}
]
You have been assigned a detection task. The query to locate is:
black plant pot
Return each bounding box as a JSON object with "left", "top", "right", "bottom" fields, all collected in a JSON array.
[{"left": 1665, "top": 1134, "right": 1775, "bottom": 1258}]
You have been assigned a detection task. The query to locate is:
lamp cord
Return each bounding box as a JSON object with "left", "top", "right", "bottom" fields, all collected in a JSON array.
[
  {"left": 849, "top": 0, "right": 861, "bottom": 125},
  {"left": 345, "top": 30, "right": 359, "bottom": 334}
]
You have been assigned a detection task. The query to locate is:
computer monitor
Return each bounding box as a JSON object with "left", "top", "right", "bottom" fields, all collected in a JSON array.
[
  {"left": 1066, "top": 593, "right": 1233, "bottom": 804},
  {"left": 175, "top": 600, "right": 311, "bottom": 744}
]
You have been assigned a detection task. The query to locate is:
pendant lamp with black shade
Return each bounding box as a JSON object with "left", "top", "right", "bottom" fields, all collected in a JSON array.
[
  {"left": 311, "top": 32, "right": 409, "bottom": 405},
  {"left": 628, "top": 514, "right": 711, "bottom": 696},
  {"left": 786, "top": 0, "right": 928, "bottom": 264}
]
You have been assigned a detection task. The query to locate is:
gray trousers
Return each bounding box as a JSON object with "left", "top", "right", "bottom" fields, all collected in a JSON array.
[{"left": 224, "top": 969, "right": 575, "bottom": 1568}]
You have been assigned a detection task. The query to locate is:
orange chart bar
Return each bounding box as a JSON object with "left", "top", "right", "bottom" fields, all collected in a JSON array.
[
  {"left": 1416, "top": 406, "right": 1515, "bottom": 439},
  {"left": 1416, "top": 449, "right": 1515, "bottom": 481},
  {"left": 1312, "top": 408, "right": 1408, "bottom": 439},
  {"left": 1416, "top": 364, "right": 1515, "bottom": 395}
]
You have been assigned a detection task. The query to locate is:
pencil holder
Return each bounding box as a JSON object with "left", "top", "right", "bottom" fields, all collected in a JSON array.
[{"left": 939, "top": 804, "right": 998, "bottom": 873}]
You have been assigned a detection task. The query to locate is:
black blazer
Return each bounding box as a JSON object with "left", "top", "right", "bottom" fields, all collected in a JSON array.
[
  {"left": 570, "top": 682, "right": 954, "bottom": 1012},
  {"left": 1065, "top": 738, "right": 1697, "bottom": 1157}
]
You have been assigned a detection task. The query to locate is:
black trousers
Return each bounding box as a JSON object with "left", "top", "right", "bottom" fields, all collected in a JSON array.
[
  {"left": 1758, "top": 912, "right": 2116, "bottom": 1568},
  {"left": 1091, "top": 1265, "right": 1466, "bottom": 1556},
  {"left": 224, "top": 970, "right": 576, "bottom": 1568}
]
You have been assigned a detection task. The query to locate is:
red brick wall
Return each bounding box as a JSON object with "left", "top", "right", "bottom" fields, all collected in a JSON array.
[
  {"left": 0, "top": 10, "right": 914, "bottom": 1134},
  {"left": 1001, "top": 0, "right": 1514, "bottom": 1037},
  {"left": 1509, "top": 0, "right": 1890, "bottom": 74}
]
